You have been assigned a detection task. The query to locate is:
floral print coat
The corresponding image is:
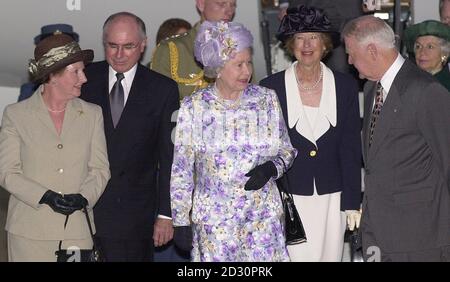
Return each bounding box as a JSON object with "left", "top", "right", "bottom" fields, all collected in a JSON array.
[{"left": 170, "top": 84, "right": 297, "bottom": 261}]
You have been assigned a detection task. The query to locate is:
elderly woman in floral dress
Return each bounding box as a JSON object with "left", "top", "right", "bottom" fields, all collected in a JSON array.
[{"left": 170, "top": 21, "right": 297, "bottom": 262}]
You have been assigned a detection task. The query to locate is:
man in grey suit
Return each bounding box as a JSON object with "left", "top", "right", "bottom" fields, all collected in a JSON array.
[{"left": 343, "top": 15, "right": 450, "bottom": 262}]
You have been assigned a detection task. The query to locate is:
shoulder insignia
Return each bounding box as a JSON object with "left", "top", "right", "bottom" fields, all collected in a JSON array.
[
  {"left": 168, "top": 41, "right": 207, "bottom": 88},
  {"left": 162, "top": 31, "right": 189, "bottom": 44}
]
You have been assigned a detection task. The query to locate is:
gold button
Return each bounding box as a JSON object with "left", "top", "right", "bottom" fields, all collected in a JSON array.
[
  {"left": 57, "top": 144, "right": 63, "bottom": 149},
  {"left": 57, "top": 168, "right": 64, "bottom": 174},
  {"left": 310, "top": 150, "right": 317, "bottom": 157}
]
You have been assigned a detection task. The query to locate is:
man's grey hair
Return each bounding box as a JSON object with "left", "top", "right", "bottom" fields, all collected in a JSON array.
[
  {"left": 102, "top": 12, "right": 147, "bottom": 43},
  {"left": 342, "top": 15, "right": 396, "bottom": 49}
]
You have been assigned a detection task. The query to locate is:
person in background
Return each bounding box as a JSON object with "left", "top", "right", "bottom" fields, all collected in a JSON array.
[
  {"left": 81, "top": 12, "right": 179, "bottom": 262},
  {"left": 440, "top": 0, "right": 450, "bottom": 26},
  {"left": 171, "top": 21, "right": 297, "bottom": 262},
  {"left": 404, "top": 20, "right": 450, "bottom": 91},
  {"left": 147, "top": 18, "right": 192, "bottom": 76},
  {"left": 343, "top": 15, "right": 450, "bottom": 262},
  {"left": 156, "top": 18, "right": 192, "bottom": 45},
  {"left": 0, "top": 34, "right": 110, "bottom": 261},
  {"left": 19, "top": 24, "right": 79, "bottom": 102},
  {"left": 151, "top": 0, "right": 237, "bottom": 100},
  {"left": 260, "top": 5, "right": 362, "bottom": 262}
]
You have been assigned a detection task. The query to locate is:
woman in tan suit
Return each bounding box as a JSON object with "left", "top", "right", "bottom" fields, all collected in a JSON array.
[{"left": 0, "top": 34, "right": 110, "bottom": 261}]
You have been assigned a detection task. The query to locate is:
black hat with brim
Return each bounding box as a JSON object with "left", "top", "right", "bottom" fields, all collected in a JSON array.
[{"left": 276, "top": 5, "right": 340, "bottom": 48}]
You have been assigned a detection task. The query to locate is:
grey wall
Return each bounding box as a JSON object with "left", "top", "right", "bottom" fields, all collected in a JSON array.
[
  {"left": 0, "top": 0, "right": 266, "bottom": 88},
  {"left": 412, "top": 0, "right": 440, "bottom": 23}
]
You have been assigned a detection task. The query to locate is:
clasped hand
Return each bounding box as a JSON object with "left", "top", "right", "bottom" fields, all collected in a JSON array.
[
  {"left": 244, "top": 161, "right": 277, "bottom": 191},
  {"left": 39, "top": 190, "right": 88, "bottom": 216}
]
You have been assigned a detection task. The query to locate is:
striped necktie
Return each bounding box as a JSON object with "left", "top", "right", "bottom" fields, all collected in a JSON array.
[{"left": 369, "top": 82, "right": 384, "bottom": 147}]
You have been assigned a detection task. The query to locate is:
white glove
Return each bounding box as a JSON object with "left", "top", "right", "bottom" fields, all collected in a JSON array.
[{"left": 345, "top": 210, "right": 361, "bottom": 231}]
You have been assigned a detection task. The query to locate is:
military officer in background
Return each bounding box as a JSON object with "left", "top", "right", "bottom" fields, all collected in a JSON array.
[{"left": 151, "top": 0, "right": 237, "bottom": 99}]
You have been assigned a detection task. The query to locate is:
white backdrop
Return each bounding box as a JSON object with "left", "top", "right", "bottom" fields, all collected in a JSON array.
[
  {"left": 0, "top": 0, "right": 265, "bottom": 88},
  {"left": 0, "top": 0, "right": 441, "bottom": 121}
]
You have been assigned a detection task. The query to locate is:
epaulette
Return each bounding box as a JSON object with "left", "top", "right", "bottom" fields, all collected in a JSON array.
[{"left": 160, "top": 31, "right": 189, "bottom": 44}]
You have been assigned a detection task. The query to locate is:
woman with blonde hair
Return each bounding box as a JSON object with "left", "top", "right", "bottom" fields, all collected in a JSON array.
[{"left": 261, "top": 5, "right": 362, "bottom": 262}]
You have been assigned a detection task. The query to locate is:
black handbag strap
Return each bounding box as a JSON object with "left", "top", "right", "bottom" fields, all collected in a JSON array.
[
  {"left": 277, "top": 157, "right": 298, "bottom": 208},
  {"left": 277, "top": 157, "right": 292, "bottom": 195},
  {"left": 57, "top": 207, "right": 95, "bottom": 251},
  {"left": 58, "top": 215, "right": 70, "bottom": 251},
  {"left": 83, "top": 207, "right": 96, "bottom": 240}
]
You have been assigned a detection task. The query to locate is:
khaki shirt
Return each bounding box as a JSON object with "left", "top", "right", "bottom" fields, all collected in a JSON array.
[{"left": 151, "top": 22, "right": 211, "bottom": 100}]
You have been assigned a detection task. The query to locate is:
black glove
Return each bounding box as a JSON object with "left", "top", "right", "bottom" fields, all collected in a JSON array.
[
  {"left": 64, "top": 194, "right": 88, "bottom": 211},
  {"left": 244, "top": 161, "right": 277, "bottom": 191},
  {"left": 173, "top": 226, "right": 193, "bottom": 252},
  {"left": 39, "top": 190, "right": 76, "bottom": 216}
]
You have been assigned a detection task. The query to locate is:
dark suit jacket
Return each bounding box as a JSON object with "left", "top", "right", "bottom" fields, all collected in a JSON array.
[
  {"left": 81, "top": 61, "right": 179, "bottom": 239},
  {"left": 260, "top": 69, "right": 361, "bottom": 211},
  {"left": 361, "top": 59, "right": 450, "bottom": 256}
]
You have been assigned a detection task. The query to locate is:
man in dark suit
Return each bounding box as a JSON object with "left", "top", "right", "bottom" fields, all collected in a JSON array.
[
  {"left": 81, "top": 12, "right": 179, "bottom": 261},
  {"left": 343, "top": 15, "right": 450, "bottom": 262}
]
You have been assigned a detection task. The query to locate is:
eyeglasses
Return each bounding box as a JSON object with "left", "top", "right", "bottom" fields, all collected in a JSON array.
[{"left": 106, "top": 42, "right": 141, "bottom": 52}]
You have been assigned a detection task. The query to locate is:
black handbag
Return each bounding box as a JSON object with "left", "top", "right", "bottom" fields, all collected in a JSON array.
[
  {"left": 349, "top": 229, "right": 363, "bottom": 262},
  {"left": 55, "top": 207, "right": 104, "bottom": 262},
  {"left": 277, "top": 158, "right": 307, "bottom": 245}
]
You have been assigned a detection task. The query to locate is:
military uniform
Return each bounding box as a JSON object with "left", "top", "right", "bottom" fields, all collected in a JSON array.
[{"left": 151, "top": 22, "right": 211, "bottom": 100}]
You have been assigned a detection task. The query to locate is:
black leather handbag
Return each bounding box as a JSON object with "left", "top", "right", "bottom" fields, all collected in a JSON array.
[
  {"left": 55, "top": 207, "right": 104, "bottom": 262},
  {"left": 277, "top": 158, "right": 307, "bottom": 245},
  {"left": 349, "top": 229, "right": 363, "bottom": 262}
]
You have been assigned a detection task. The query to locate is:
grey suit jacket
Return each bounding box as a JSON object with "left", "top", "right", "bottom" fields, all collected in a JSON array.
[
  {"left": 0, "top": 88, "right": 110, "bottom": 240},
  {"left": 361, "top": 60, "right": 450, "bottom": 256}
]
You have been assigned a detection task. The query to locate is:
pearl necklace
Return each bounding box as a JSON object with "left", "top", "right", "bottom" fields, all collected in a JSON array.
[
  {"left": 47, "top": 107, "right": 66, "bottom": 113},
  {"left": 214, "top": 85, "right": 242, "bottom": 110},
  {"left": 295, "top": 65, "right": 323, "bottom": 92}
]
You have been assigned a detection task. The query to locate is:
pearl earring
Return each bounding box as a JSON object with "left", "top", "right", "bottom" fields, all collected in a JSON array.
[{"left": 442, "top": 56, "right": 448, "bottom": 64}]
